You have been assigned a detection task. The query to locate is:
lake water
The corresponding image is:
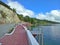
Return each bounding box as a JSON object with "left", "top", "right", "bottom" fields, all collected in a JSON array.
[{"left": 32, "top": 24, "right": 60, "bottom": 45}]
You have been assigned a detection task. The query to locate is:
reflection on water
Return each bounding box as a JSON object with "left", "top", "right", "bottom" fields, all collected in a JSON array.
[
  {"left": 32, "top": 24, "right": 60, "bottom": 45},
  {"left": 42, "top": 25, "right": 60, "bottom": 45}
]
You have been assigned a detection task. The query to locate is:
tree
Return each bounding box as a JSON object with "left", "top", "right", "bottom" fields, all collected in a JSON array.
[
  {"left": 17, "top": 14, "right": 24, "bottom": 21},
  {"left": 24, "top": 16, "right": 30, "bottom": 22},
  {"left": 12, "top": 8, "right": 16, "bottom": 13}
]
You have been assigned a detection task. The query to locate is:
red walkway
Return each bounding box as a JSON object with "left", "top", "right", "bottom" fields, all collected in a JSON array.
[{"left": 0, "top": 25, "right": 29, "bottom": 45}]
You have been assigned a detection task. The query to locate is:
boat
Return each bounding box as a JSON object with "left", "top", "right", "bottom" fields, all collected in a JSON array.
[{"left": 0, "top": 24, "right": 39, "bottom": 45}]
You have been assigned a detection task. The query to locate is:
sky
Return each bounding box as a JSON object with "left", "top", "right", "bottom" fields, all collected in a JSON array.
[{"left": 1, "top": 0, "right": 60, "bottom": 22}]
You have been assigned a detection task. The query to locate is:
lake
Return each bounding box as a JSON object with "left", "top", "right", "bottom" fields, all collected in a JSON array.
[{"left": 32, "top": 24, "right": 60, "bottom": 45}]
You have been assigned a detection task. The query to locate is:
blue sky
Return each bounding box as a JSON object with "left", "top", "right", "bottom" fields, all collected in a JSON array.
[
  {"left": 1, "top": 0, "right": 60, "bottom": 22},
  {"left": 18, "top": 0, "right": 60, "bottom": 13},
  {"left": 2, "top": 0, "right": 60, "bottom": 14}
]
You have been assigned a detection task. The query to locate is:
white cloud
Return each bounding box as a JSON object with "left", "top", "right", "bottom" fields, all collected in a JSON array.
[
  {"left": 7, "top": 0, "right": 60, "bottom": 22},
  {"left": 36, "top": 10, "right": 60, "bottom": 22},
  {"left": 51, "top": 10, "right": 60, "bottom": 16},
  {"left": 36, "top": 13, "right": 46, "bottom": 20},
  {"left": 7, "top": 0, "right": 34, "bottom": 17}
]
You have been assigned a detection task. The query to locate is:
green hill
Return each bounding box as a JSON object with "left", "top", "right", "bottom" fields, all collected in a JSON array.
[{"left": 17, "top": 14, "right": 60, "bottom": 26}]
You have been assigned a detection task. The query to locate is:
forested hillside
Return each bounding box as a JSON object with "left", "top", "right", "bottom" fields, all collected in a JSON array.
[{"left": 17, "top": 14, "right": 60, "bottom": 26}]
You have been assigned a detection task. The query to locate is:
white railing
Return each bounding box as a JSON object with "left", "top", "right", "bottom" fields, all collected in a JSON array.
[{"left": 23, "top": 26, "right": 39, "bottom": 45}]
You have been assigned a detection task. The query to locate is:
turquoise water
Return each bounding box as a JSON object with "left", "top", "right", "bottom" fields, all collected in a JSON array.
[{"left": 32, "top": 24, "right": 60, "bottom": 45}]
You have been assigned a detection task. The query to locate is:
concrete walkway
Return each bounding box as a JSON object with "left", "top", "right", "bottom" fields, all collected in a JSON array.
[{"left": 0, "top": 25, "right": 29, "bottom": 45}]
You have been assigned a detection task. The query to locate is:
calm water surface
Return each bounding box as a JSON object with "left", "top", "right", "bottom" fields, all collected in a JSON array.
[{"left": 32, "top": 24, "right": 60, "bottom": 45}]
